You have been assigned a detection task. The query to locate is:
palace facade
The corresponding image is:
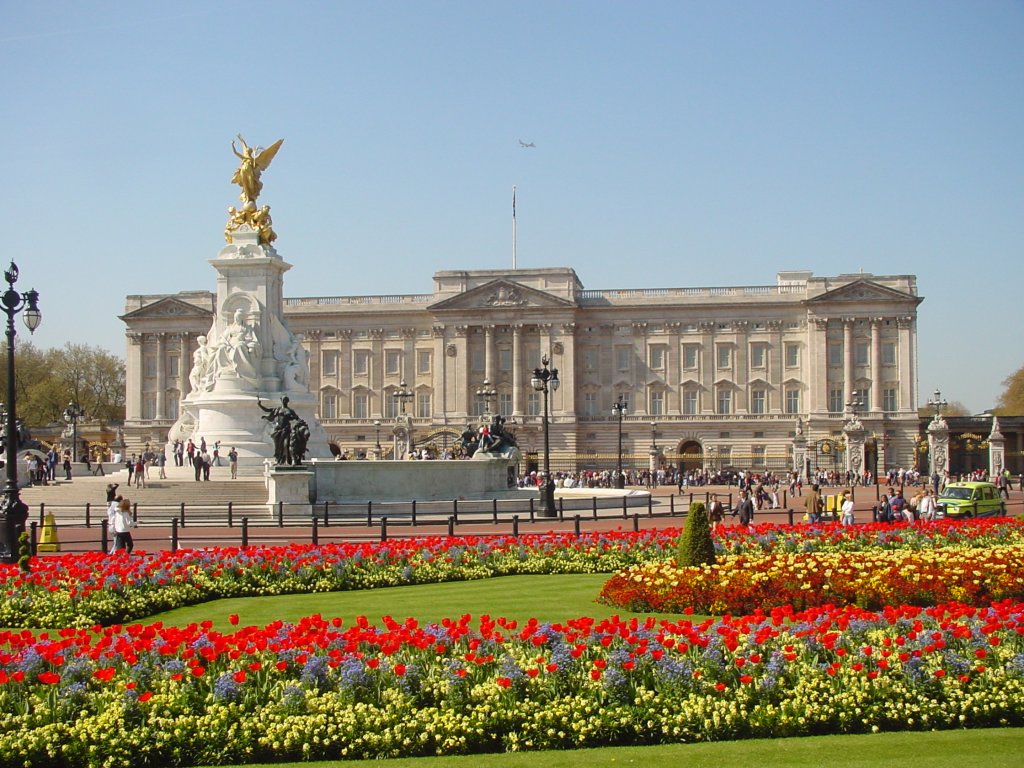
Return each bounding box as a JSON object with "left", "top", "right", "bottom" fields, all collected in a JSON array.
[{"left": 121, "top": 268, "right": 923, "bottom": 475}]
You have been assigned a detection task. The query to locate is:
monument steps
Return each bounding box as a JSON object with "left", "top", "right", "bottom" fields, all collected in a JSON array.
[{"left": 19, "top": 466, "right": 270, "bottom": 526}]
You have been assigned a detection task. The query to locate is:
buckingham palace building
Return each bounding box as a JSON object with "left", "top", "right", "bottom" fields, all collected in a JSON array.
[{"left": 121, "top": 267, "right": 923, "bottom": 475}]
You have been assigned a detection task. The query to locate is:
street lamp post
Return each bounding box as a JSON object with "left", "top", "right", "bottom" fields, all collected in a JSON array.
[
  {"left": 392, "top": 380, "right": 413, "bottom": 416},
  {"left": 927, "top": 389, "right": 947, "bottom": 420},
  {"left": 373, "top": 419, "right": 382, "bottom": 459},
  {"left": 0, "top": 262, "right": 41, "bottom": 565},
  {"left": 476, "top": 379, "right": 497, "bottom": 418},
  {"left": 611, "top": 394, "right": 627, "bottom": 489},
  {"left": 63, "top": 401, "right": 85, "bottom": 463},
  {"left": 531, "top": 354, "right": 559, "bottom": 517}
]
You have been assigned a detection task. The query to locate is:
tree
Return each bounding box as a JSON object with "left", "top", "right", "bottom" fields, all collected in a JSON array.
[
  {"left": 676, "top": 501, "right": 717, "bottom": 567},
  {"left": 0, "top": 342, "right": 125, "bottom": 426},
  {"left": 994, "top": 365, "right": 1024, "bottom": 415},
  {"left": 917, "top": 400, "right": 971, "bottom": 419}
]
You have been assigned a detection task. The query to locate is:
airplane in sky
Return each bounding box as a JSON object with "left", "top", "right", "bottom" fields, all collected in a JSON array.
[{"left": 518, "top": 140, "right": 535, "bottom": 148}]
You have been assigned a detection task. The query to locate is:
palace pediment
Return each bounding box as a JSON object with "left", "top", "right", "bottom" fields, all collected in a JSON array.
[
  {"left": 120, "top": 296, "right": 214, "bottom": 322},
  {"left": 806, "top": 279, "right": 921, "bottom": 305},
  {"left": 429, "top": 279, "right": 576, "bottom": 312}
]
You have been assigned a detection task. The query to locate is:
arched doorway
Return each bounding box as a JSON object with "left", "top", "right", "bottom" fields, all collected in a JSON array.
[{"left": 678, "top": 440, "right": 703, "bottom": 473}]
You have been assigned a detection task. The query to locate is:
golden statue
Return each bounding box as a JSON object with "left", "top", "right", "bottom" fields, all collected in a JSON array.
[
  {"left": 231, "top": 135, "right": 283, "bottom": 204},
  {"left": 224, "top": 201, "right": 278, "bottom": 246}
]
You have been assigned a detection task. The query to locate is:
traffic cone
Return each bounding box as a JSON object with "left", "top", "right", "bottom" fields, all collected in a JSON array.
[{"left": 37, "top": 512, "right": 60, "bottom": 553}]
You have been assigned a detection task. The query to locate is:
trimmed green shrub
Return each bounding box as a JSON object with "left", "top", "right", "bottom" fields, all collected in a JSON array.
[{"left": 676, "top": 501, "right": 716, "bottom": 566}]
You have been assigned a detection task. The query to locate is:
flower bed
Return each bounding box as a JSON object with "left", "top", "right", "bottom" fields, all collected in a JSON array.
[
  {"left": 0, "top": 532, "right": 675, "bottom": 628},
  {"left": 0, "top": 601, "right": 1023, "bottom": 766},
  {"left": 4, "top": 520, "right": 1022, "bottom": 629},
  {"left": 599, "top": 545, "right": 1024, "bottom": 614}
]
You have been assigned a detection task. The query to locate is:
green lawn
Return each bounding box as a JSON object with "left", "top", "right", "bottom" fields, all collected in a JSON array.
[
  {"left": 148, "top": 573, "right": 675, "bottom": 630},
  {"left": 201, "top": 729, "right": 1024, "bottom": 768}
]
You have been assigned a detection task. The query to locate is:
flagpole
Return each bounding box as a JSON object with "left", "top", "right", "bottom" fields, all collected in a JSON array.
[{"left": 512, "top": 185, "right": 517, "bottom": 270}]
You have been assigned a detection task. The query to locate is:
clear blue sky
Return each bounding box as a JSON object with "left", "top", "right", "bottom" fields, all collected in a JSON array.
[{"left": 2, "top": 1, "right": 1021, "bottom": 413}]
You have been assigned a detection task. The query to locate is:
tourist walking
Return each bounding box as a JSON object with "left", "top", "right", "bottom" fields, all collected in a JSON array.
[
  {"left": 228, "top": 447, "right": 238, "bottom": 479},
  {"left": 107, "top": 496, "right": 136, "bottom": 555}
]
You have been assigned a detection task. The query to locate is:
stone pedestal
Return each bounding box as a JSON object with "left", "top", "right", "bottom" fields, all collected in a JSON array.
[
  {"left": 989, "top": 416, "right": 1006, "bottom": 478},
  {"left": 266, "top": 466, "right": 315, "bottom": 518},
  {"left": 927, "top": 416, "right": 950, "bottom": 479},
  {"left": 843, "top": 418, "right": 866, "bottom": 480}
]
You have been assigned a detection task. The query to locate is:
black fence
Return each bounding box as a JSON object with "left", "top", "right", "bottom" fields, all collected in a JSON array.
[{"left": 29, "top": 491, "right": 748, "bottom": 555}]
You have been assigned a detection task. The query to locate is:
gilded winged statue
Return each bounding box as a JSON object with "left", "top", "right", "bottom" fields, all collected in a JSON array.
[{"left": 231, "top": 135, "right": 284, "bottom": 204}]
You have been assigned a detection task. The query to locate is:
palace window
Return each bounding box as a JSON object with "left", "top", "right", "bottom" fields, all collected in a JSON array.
[
  {"left": 352, "top": 393, "right": 368, "bottom": 419},
  {"left": 717, "top": 388, "right": 732, "bottom": 415},
  {"left": 616, "top": 346, "right": 631, "bottom": 372},
  {"left": 649, "top": 345, "right": 666, "bottom": 371},
  {"left": 883, "top": 387, "right": 898, "bottom": 412},
  {"left": 855, "top": 342, "right": 869, "bottom": 366},
  {"left": 168, "top": 354, "right": 179, "bottom": 378},
  {"left": 750, "top": 389, "right": 766, "bottom": 414},
  {"left": 527, "top": 392, "right": 541, "bottom": 416},
  {"left": 785, "top": 343, "right": 799, "bottom": 368},
  {"left": 353, "top": 350, "right": 369, "bottom": 376},
  {"left": 498, "top": 393, "right": 512, "bottom": 416},
  {"left": 683, "top": 389, "right": 698, "bottom": 415},
  {"left": 321, "top": 392, "right": 337, "bottom": 419},
  {"left": 827, "top": 344, "right": 842, "bottom": 366},
  {"left": 716, "top": 345, "right": 731, "bottom": 370},
  {"left": 385, "top": 350, "right": 402, "bottom": 376},
  {"left": 785, "top": 388, "right": 800, "bottom": 414},
  {"left": 649, "top": 389, "right": 665, "bottom": 416},
  {"left": 828, "top": 388, "right": 844, "bottom": 414},
  {"left": 416, "top": 392, "right": 431, "bottom": 419},
  {"left": 498, "top": 348, "right": 512, "bottom": 372},
  {"left": 322, "top": 351, "right": 338, "bottom": 377},
  {"left": 882, "top": 342, "right": 897, "bottom": 366},
  {"left": 683, "top": 345, "right": 699, "bottom": 370},
  {"left": 750, "top": 344, "right": 766, "bottom": 369},
  {"left": 417, "top": 350, "right": 431, "bottom": 375}
]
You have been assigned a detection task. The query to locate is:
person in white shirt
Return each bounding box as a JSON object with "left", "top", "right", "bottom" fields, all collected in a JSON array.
[
  {"left": 107, "top": 497, "right": 136, "bottom": 554},
  {"left": 840, "top": 491, "right": 855, "bottom": 526}
]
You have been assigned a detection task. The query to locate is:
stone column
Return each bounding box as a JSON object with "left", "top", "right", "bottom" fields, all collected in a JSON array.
[
  {"left": 737, "top": 319, "right": 753, "bottom": 415},
  {"left": 897, "top": 316, "right": 914, "bottom": 414},
  {"left": 842, "top": 318, "right": 854, "bottom": 405},
  {"left": 699, "top": 322, "right": 715, "bottom": 414},
  {"left": 666, "top": 322, "right": 681, "bottom": 414},
  {"left": 155, "top": 332, "right": 167, "bottom": 420},
  {"left": 927, "top": 415, "right": 950, "bottom": 479},
  {"left": 431, "top": 325, "right": 446, "bottom": 424},
  {"left": 511, "top": 324, "right": 522, "bottom": 416},
  {"left": 179, "top": 332, "right": 192, "bottom": 400},
  {"left": 768, "top": 320, "right": 783, "bottom": 414},
  {"left": 843, "top": 416, "right": 866, "bottom": 480},
  {"left": 870, "top": 318, "right": 883, "bottom": 412},
  {"left": 452, "top": 325, "right": 469, "bottom": 419},
  {"left": 809, "top": 318, "right": 829, "bottom": 416},
  {"left": 126, "top": 332, "right": 144, "bottom": 421},
  {"left": 556, "top": 323, "right": 576, "bottom": 418},
  {"left": 988, "top": 416, "right": 1006, "bottom": 478},
  {"left": 484, "top": 325, "right": 495, "bottom": 384}
]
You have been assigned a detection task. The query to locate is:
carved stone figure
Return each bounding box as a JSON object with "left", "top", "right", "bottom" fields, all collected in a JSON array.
[
  {"left": 208, "top": 309, "right": 262, "bottom": 386},
  {"left": 189, "top": 336, "right": 212, "bottom": 393}
]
